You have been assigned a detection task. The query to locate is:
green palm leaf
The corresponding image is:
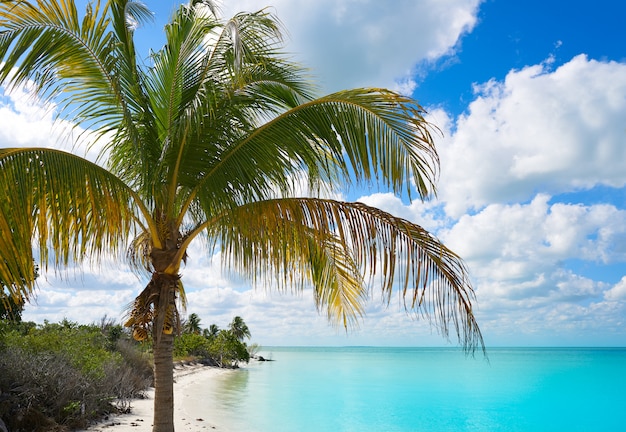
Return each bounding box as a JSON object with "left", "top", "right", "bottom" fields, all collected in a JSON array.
[
  {"left": 206, "top": 198, "right": 482, "bottom": 350},
  {"left": 0, "top": 148, "right": 140, "bottom": 298},
  {"left": 178, "top": 88, "right": 438, "bottom": 231}
]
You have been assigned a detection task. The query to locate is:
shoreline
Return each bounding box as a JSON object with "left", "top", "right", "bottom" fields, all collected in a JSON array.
[{"left": 82, "top": 363, "right": 237, "bottom": 432}]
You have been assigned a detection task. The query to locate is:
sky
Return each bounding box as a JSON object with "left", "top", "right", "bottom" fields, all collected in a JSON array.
[{"left": 3, "top": 0, "right": 626, "bottom": 347}]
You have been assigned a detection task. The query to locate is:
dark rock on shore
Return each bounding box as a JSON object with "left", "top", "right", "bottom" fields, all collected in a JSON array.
[{"left": 255, "top": 355, "right": 275, "bottom": 362}]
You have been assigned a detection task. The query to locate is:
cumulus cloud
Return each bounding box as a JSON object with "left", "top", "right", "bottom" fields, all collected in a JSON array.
[
  {"left": 404, "top": 54, "right": 626, "bottom": 343},
  {"left": 433, "top": 55, "right": 626, "bottom": 217},
  {"left": 0, "top": 83, "right": 103, "bottom": 161},
  {"left": 23, "top": 264, "right": 143, "bottom": 323},
  {"left": 438, "top": 195, "right": 625, "bottom": 321},
  {"left": 342, "top": 189, "right": 626, "bottom": 344},
  {"left": 0, "top": 85, "right": 58, "bottom": 148},
  {"left": 605, "top": 276, "right": 626, "bottom": 302},
  {"left": 217, "top": 0, "right": 481, "bottom": 92},
  {"left": 23, "top": 285, "right": 138, "bottom": 323},
  {"left": 442, "top": 195, "right": 626, "bottom": 270},
  {"left": 183, "top": 284, "right": 449, "bottom": 346}
]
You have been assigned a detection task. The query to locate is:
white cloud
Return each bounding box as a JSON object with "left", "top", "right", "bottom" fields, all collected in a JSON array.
[
  {"left": 437, "top": 196, "right": 626, "bottom": 343},
  {"left": 217, "top": 0, "right": 481, "bottom": 92},
  {"left": 357, "top": 192, "right": 447, "bottom": 233},
  {"left": 443, "top": 195, "right": 626, "bottom": 270},
  {"left": 353, "top": 192, "right": 626, "bottom": 306},
  {"left": 605, "top": 276, "right": 626, "bottom": 302},
  {"left": 337, "top": 190, "right": 626, "bottom": 344},
  {"left": 23, "top": 266, "right": 143, "bottom": 323},
  {"left": 434, "top": 55, "right": 626, "bottom": 217},
  {"left": 183, "top": 284, "right": 451, "bottom": 346},
  {"left": 23, "top": 286, "right": 137, "bottom": 324},
  {"left": 0, "top": 83, "right": 103, "bottom": 161},
  {"left": 0, "top": 85, "right": 57, "bottom": 148}
]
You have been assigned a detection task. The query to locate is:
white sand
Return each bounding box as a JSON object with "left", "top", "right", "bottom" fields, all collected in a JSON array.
[{"left": 83, "top": 364, "right": 236, "bottom": 432}]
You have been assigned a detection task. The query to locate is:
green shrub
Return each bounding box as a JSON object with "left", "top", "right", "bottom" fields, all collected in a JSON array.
[
  {"left": 174, "top": 332, "right": 211, "bottom": 359},
  {"left": 0, "top": 320, "right": 153, "bottom": 430},
  {"left": 207, "top": 330, "right": 250, "bottom": 368},
  {"left": 173, "top": 328, "right": 250, "bottom": 367},
  {"left": 4, "top": 320, "right": 117, "bottom": 379}
]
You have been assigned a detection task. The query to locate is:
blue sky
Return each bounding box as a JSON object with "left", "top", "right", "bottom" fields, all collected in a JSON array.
[{"left": 4, "top": 0, "right": 625, "bottom": 347}]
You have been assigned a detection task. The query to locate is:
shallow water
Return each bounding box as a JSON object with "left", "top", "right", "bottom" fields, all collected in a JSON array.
[{"left": 189, "top": 347, "right": 626, "bottom": 431}]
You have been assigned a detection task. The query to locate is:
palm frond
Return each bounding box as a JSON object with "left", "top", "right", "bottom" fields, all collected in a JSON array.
[
  {"left": 183, "top": 88, "right": 437, "bottom": 226},
  {"left": 141, "top": 5, "right": 313, "bottom": 217},
  {"left": 0, "top": 0, "right": 153, "bottom": 183},
  {"left": 122, "top": 0, "right": 153, "bottom": 31},
  {"left": 309, "top": 235, "right": 368, "bottom": 329},
  {"left": 203, "top": 199, "right": 365, "bottom": 329},
  {"left": 0, "top": 148, "right": 142, "bottom": 294},
  {"left": 124, "top": 271, "right": 184, "bottom": 342},
  {"left": 257, "top": 88, "right": 439, "bottom": 199},
  {"left": 208, "top": 198, "right": 483, "bottom": 352},
  {"left": 0, "top": 188, "right": 37, "bottom": 301},
  {"left": 0, "top": 0, "right": 116, "bottom": 128}
]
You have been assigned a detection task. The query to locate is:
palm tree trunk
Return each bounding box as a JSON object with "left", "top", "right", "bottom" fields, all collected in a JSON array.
[
  {"left": 152, "top": 331, "right": 175, "bottom": 432},
  {"left": 149, "top": 270, "right": 180, "bottom": 432}
]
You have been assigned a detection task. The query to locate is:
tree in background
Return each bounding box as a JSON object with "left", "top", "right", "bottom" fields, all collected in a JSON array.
[
  {"left": 174, "top": 315, "right": 251, "bottom": 368},
  {"left": 211, "top": 329, "right": 250, "bottom": 368},
  {"left": 183, "top": 313, "right": 202, "bottom": 335},
  {"left": 228, "top": 316, "right": 251, "bottom": 342},
  {"left": 0, "top": 1, "right": 483, "bottom": 431},
  {"left": 203, "top": 323, "right": 220, "bottom": 340}
]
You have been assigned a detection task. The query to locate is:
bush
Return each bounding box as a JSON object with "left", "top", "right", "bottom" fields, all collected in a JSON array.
[
  {"left": 173, "top": 329, "right": 250, "bottom": 367},
  {"left": 207, "top": 330, "right": 250, "bottom": 368},
  {"left": 104, "top": 339, "right": 153, "bottom": 413},
  {"left": 174, "top": 332, "right": 211, "bottom": 359},
  {"left": 0, "top": 320, "right": 153, "bottom": 431},
  {"left": 0, "top": 347, "right": 105, "bottom": 430}
]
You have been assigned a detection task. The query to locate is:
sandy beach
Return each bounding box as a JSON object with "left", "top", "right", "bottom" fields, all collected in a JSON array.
[{"left": 83, "top": 363, "right": 236, "bottom": 432}]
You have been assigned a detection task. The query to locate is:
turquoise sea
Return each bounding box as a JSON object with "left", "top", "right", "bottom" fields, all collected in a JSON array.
[{"left": 192, "top": 347, "right": 626, "bottom": 431}]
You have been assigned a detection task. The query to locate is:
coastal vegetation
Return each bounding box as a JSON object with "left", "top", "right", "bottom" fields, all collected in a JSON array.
[
  {"left": 0, "top": 1, "right": 483, "bottom": 431},
  {"left": 175, "top": 314, "right": 252, "bottom": 368},
  {"left": 0, "top": 318, "right": 153, "bottom": 431},
  {"left": 0, "top": 314, "right": 252, "bottom": 431}
]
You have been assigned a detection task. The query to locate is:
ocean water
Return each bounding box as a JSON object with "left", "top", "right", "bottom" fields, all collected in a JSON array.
[{"left": 190, "top": 347, "right": 626, "bottom": 431}]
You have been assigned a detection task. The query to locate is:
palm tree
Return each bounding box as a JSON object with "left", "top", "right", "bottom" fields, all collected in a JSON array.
[
  {"left": 228, "top": 316, "right": 250, "bottom": 341},
  {"left": 204, "top": 323, "right": 220, "bottom": 340},
  {"left": 183, "top": 312, "right": 202, "bottom": 335},
  {"left": 0, "top": 1, "right": 483, "bottom": 431}
]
